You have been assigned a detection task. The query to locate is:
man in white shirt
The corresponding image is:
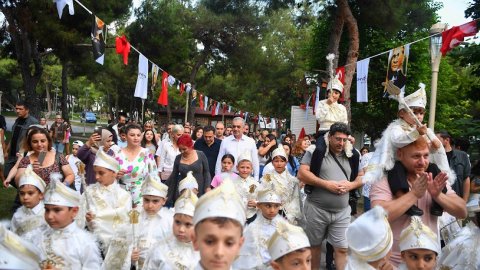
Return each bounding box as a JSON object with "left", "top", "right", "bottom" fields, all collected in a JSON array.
[{"left": 215, "top": 117, "right": 260, "bottom": 180}]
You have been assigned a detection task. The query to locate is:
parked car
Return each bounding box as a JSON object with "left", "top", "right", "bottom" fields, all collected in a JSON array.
[{"left": 81, "top": 111, "right": 97, "bottom": 124}]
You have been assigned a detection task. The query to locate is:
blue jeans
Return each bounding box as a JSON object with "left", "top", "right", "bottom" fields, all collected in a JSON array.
[
  {"left": 54, "top": 142, "right": 65, "bottom": 153},
  {"left": 363, "top": 196, "right": 371, "bottom": 212}
]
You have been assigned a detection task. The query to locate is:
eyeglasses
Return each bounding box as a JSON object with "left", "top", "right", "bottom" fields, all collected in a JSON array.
[
  {"left": 333, "top": 137, "right": 348, "bottom": 142},
  {"left": 232, "top": 125, "right": 242, "bottom": 128}
]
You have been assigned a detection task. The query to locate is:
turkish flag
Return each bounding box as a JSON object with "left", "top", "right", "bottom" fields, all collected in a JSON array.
[
  {"left": 157, "top": 71, "right": 168, "bottom": 106},
  {"left": 211, "top": 101, "right": 217, "bottom": 116},
  {"left": 336, "top": 66, "right": 346, "bottom": 102},
  {"left": 441, "top": 21, "right": 478, "bottom": 56},
  {"left": 199, "top": 94, "right": 204, "bottom": 109},
  {"left": 115, "top": 35, "right": 130, "bottom": 65},
  {"left": 179, "top": 83, "right": 185, "bottom": 96}
]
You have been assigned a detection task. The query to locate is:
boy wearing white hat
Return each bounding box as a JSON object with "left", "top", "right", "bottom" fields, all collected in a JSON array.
[
  {"left": 234, "top": 181, "right": 285, "bottom": 269},
  {"left": 143, "top": 189, "right": 200, "bottom": 269},
  {"left": 179, "top": 170, "right": 199, "bottom": 195},
  {"left": 30, "top": 178, "right": 102, "bottom": 269},
  {"left": 345, "top": 206, "right": 394, "bottom": 270},
  {"left": 364, "top": 83, "right": 452, "bottom": 217},
  {"left": 267, "top": 220, "right": 311, "bottom": 270},
  {"left": 192, "top": 179, "right": 246, "bottom": 270},
  {"left": 397, "top": 216, "right": 441, "bottom": 270},
  {"left": 11, "top": 166, "right": 47, "bottom": 236},
  {"left": 81, "top": 149, "right": 132, "bottom": 252},
  {"left": 233, "top": 151, "right": 258, "bottom": 223},
  {"left": 0, "top": 224, "right": 43, "bottom": 270},
  {"left": 261, "top": 147, "right": 301, "bottom": 224},
  {"left": 66, "top": 140, "right": 85, "bottom": 193},
  {"left": 130, "top": 175, "right": 173, "bottom": 269}
]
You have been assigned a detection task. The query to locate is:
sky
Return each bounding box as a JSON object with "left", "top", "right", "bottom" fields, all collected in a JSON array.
[{"left": 437, "top": 0, "right": 472, "bottom": 27}]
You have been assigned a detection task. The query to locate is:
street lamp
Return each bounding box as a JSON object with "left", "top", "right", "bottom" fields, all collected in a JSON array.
[{"left": 428, "top": 23, "right": 447, "bottom": 130}]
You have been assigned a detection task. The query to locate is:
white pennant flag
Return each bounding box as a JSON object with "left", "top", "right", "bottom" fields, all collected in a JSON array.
[
  {"left": 134, "top": 54, "right": 149, "bottom": 99},
  {"left": 356, "top": 58, "right": 370, "bottom": 102},
  {"left": 204, "top": 96, "right": 209, "bottom": 111},
  {"left": 54, "top": 0, "right": 74, "bottom": 19}
]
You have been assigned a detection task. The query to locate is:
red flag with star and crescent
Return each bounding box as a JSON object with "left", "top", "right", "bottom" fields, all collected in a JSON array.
[
  {"left": 157, "top": 71, "right": 169, "bottom": 106},
  {"left": 441, "top": 20, "right": 478, "bottom": 56},
  {"left": 336, "top": 66, "right": 346, "bottom": 102}
]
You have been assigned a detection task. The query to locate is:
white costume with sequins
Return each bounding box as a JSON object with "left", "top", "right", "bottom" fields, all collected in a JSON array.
[
  {"left": 11, "top": 202, "right": 46, "bottom": 237},
  {"left": 143, "top": 234, "right": 199, "bottom": 270},
  {"left": 233, "top": 175, "right": 259, "bottom": 219},
  {"left": 262, "top": 171, "right": 301, "bottom": 224}
]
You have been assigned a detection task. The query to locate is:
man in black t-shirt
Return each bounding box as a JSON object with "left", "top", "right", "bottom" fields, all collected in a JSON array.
[{"left": 4, "top": 101, "right": 38, "bottom": 179}]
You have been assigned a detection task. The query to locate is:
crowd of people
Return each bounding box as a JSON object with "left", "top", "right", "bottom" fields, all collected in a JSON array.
[{"left": 1, "top": 71, "right": 479, "bottom": 270}]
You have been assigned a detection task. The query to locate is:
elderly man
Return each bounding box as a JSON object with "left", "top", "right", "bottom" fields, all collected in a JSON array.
[
  {"left": 215, "top": 117, "right": 260, "bottom": 180},
  {"left": 297, "top": 122, "right": 362, "bottom": 270},
  {"left": 194, "top": 125, "right": 221, "bottom": 178},
  {"left": 370, "top": 136, "right": 467, "bottom": 267},
  {"left": 215, "top": 121, "right": 225, "bottom": 140}
]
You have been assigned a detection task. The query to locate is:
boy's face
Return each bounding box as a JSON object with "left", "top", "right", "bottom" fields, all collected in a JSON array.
[
  {"left": 94, "top": 166, "right": 117, "bottom": 186},
  {"left": 399, "top": 108, "right": 425, "bottom": 125},
  {"left": 273, "top": 157, "right": 287, "bottom": 173},
  {"left": 237, "top": 161, "right": 253, "bottom": 178},
  {"left": 271, "top": 249, "right": 312, "bottom": 270},
  {"left": 257, "top": 202, "right": 281, "bottom": 220},
  {"left": 193, "top": 220, "right": 244, "bottom": 270},
  {"left": 173, "top": 214, "right": 194, "bottom": 243},
  {"left": 44, "top": 205, "right": 78, "bottom": 229},
  {"left": 143, "top": 195, "right": 166, "bottom": 215},
  {"left": 19, "top": 185, "right": 43, "bottom": 209},
  {"left": 401, "top": 249, "right": 437, "bottom": 270}
]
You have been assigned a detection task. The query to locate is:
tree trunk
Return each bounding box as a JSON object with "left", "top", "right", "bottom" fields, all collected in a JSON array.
[
  {"left": 46, "top": 83, "right": 52, "bottom": 118},
  {"left": 61, "top": 60, "right": 69, "bottom": 121},
  {"left": 2, "top": 6, "right": 43, "bottom": 119},
  {"left": 188, "top": 49, "right": 210, "bottom": 123},
  {"left": 326, "top": 5, "right": 345, "bottom": 74},
  {"left": 338, "top": 0, "right": 359, "bottom": 124}
]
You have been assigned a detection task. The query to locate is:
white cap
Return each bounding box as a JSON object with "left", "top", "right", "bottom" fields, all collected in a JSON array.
[
  {"left": 193, "top": 179, "right": 246, "bottom": 226},
  {"left": 19, "top": 165, "right": 47, "bottom": 193},
  {"left": 72, "top": 140, "right": 84, "bottom": 147},
  {"left": 44, "top": 179, "right": 81, "bottom": 207},
  {"left": 267, "top": 219, "right": 310, "bottom": 261},
  {"left": 399, "top": 216, "right": 441, "bottom": 255},
  {"left": 327, "top": 76, "right": 344, "bottom": 93},
  {"left": 272, "top": 147, "right": 287, "bottom": 160},
  {"left": 346, "top": 206, "right": 393, "bottom": 262},
  {"left": 141, "top": 175, "right": 168, "bottom": 198},
  {"left": 178, "top": 171, "right": 198, "bottom": 193},
  {"left": 257, "top": 180, "right": 282, "bottom": 204},
  {"left": 237, "top": 151, "right": 252, "bottom": 163},
  {"left": 175, "top": 189, "right": 198, "bottom": 217},
  {"left": 0, "top": 225, "right": 42, "bottom": 269},
  {"left": 399, "top": 83, "right": 427, "bottom": 110},
  {"left": 93, "top": 149, "right": 119, "bottom": 173}
]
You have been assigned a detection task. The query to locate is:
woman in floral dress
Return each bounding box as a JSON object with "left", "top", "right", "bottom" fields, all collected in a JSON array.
[{"left": 115, "top": 124, "right": 158, "bottom": 206}]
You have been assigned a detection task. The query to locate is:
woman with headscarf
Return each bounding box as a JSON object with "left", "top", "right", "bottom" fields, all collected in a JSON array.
[{"left": 77, "top": 128, "right": 115, "bottom": 185}]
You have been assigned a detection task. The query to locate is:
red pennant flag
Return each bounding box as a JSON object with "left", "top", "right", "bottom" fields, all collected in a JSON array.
[
  {"left": 336, "top": 66, "right": 346, "bottom": 102},
  {"left": 441, "top": 21, "right": 478, "bottom": 56},
  {"left": 199, "top": 94, "right": 204, "bottom": 109},
  {"left": 179, "top": 83, "right": 185, "bottom": 95},
  {"left": 299, "top": 128, "right": 306, "bottom": 139},
  {"left": 157, "top": 71, "right": 169, "bottom": 106},
  {"left": 115, "top": 35, "right": 130, "bottom": 65},
  {"left": 211, "top": 101, "right": 217, "bottom": 116}
]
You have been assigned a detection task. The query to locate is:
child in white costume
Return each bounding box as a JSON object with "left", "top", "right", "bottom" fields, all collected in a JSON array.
[
  {"left": 397, "top": 216, "right": 441, "bottom": 270},
  {"left": 234, "top": 181, "right": 285, "bottom": 269},
  {"left": 345, "top": 206, "right": 394, "bottom": 270},
  {"left": 192, "top": 179, "right": 246, "bottom": 270},
  {"left": 130, "top": 175, "right": 173, "bottom": 269},
  {"left": 233, "top": 151, "right": 259, "bottom": 222},
  {"left": 81, "top": 149, "right": 132, "bottom": 252},
  {"left": 261, "top": 147, "right": 301, "bottom": 224},
  {"left": 11, "top": 165, "right": 47, "bottom": 236},
  {"left": 0, "top": 224, "right": 43, "bottom": 269},
  {"left": 267, "top": 220, "right": 311, "bottom": 270},
  {"left": 437, "top": 203, "right": 480, "bottom": 270},
  {"left": 363, "top": 84, "right": 452, "bottom": 216},
  {"left": 143, "top": 189, "right": 200, "bottom": 269},
  {"left": 29, "top": 179, "right": 102, "bottom": 270}
]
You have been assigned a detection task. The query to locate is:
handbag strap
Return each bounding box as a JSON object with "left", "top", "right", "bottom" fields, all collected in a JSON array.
[{"left": 329, "top": 151, "right": 350, "bottom": 181}]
